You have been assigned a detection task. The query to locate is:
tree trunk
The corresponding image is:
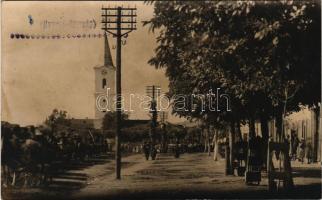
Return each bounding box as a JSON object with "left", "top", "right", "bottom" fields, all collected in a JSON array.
[
  {"left": 213, "top": 129, "right": 219, "bottom": 161},
  {"left": 204, "top": 128, "right": 210, "bottom": 153},
  {"left": 203, "top": 128, "right": 207, "bottom": 152},
  {"left": 260, "top": 113, "right": 269, "bottom": 169},
  {"left": 207, "top": 126, "right": 211, "bottom": 156},
  {"left": 237, "top": 121, "right": 242, "bottom": 142},
  {"left": 275, "top": 107, "right": 294, "bottom": 189},
  {"left": 275, "top": 111, "right": 282, "bottom": 141},
  {"left": 228, "top": 120, "right": 236, "bottom": 175},
  {"left": 249, "top": 116, "right": 256, "bottom": 139},
  {"left": 225, "top": 142, "right": 231, "bottom": 175},
  {"left": 198, "top": 129, "right": 202, "bottom": 144}
]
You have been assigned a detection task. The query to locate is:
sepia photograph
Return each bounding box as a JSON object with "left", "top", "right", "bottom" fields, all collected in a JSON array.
[{"left": 1, "top": 0, "right": 321, "bottom": 199}]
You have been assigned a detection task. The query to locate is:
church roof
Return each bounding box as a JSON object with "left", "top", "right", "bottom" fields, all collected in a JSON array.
[
  {"left": 94, "top": 32, "right": 115, "bottom": 70},
  {"left": 104, "top": 32, "right": 114, "bottom": 68}
]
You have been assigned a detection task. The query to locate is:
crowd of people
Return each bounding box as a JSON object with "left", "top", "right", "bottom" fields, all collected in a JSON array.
[
  {"left": 288, "top": 130, "right": 313, "bottom": 164},
  {"left": 1, "top": 123, "right": 109, "bottom": 188},
  {"left": 2, "top": 122, "right": 208, "bottom": 188},
  {"left": 2, "top": 120, "right": 313, "bottom": 189}
]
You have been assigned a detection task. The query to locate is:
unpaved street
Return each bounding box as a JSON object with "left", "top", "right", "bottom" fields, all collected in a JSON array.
[{"left": 2, "top": 153, "right": 321, "bottom": 199}]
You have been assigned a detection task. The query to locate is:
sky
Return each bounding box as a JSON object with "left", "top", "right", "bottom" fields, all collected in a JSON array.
[
  {"left": 1, "top": 1, "right": 312, "bottom": 126},
  {"left": 2, "top": 1, "right": 185, "bottom": 126}
]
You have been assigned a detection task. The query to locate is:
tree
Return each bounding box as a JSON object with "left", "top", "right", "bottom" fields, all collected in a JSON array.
[
  {"left": 102, "top": 111, "right": 129, "bottom": 131},
  {"left": 44, "top": 109, "right": 70, "bottom": 134},
  {"left": 145, "top": 0, "right": 320, "bottom": 180}
]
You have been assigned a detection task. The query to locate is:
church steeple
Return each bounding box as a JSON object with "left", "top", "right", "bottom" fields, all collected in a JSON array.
[
  {"left": 93, "top": 32, "right": 116, "bottom": 129},
  {"left": 104, "top": 32, "right": 114, "bottom": 67}
]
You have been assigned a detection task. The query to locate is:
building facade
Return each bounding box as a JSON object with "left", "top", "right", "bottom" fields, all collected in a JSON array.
[{"left": 268, "top": 107, "right": 321, "bottom": 162}]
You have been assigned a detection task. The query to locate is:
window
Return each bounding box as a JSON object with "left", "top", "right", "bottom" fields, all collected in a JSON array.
[{"left": 102, "top": 78, "right": 107, "bottom": 89}]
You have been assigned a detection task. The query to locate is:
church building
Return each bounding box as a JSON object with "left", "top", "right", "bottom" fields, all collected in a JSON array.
[{"left": 93, "top": 33, "right": 116, "bottom": 129}]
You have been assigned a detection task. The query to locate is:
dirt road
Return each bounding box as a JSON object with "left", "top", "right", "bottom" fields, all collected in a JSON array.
[{"left": 2, "top": 153, "right": 321, "bottom": 199}]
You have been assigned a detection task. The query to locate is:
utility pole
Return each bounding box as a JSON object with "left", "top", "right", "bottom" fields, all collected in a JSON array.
[
  {"left": 146, "top": 85, "right": 161, "bottom": 148},
  {"left": 159, "top": 111, "right": 168, "bottom": 123},
  {"left": 159, "top": 111, "right": 168, "bottom": 153},
  {"left": 101, "top": 5, "right": 137, "bottom": 180}
]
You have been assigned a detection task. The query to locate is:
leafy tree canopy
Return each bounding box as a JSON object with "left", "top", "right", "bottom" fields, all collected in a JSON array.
[
  {"left": 44, "top": 109, "right": 70, "bottom": 130},
  {"left": 102, "top": 111, "right": 129, "bottom": 130},
  {"left": 145, "top": 0, "right": 320, "bottom": 124}
]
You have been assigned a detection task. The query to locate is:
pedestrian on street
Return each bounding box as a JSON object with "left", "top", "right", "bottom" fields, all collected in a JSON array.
[
  {"left": 299, "top": 138, "right": 306, "bottom": 163},
  {"left": 174, "top": 139, "right": 180, "bottom": 158},
  {"left": 291, "top": 131, "right": 299, "bottom": 160},
  {"left": 151, "top": 145, "right": 157, "bottom": 160},
  {"left": 286, "top": 134, "right": 291, "bottom": 156},
  {"left": 143, "top": 141, "right": 150, "bottom": 160},
  {"left": 306, "top": 142, "right": 313, "bottom": 164}
]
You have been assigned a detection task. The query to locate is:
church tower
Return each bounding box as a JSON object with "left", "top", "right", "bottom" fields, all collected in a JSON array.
[{"left": 94, "top": 33, "right": 115, "bottom": 129}]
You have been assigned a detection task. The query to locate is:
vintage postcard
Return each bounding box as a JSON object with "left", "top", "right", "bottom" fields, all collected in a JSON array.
[{"left": 1, "top": 1, "right": 321, "bottom": 199}]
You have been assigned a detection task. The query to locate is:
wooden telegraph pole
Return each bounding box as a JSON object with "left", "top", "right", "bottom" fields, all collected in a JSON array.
[
  {"left": 159, "top": 111, "right": 168, "bottom": 123},
  {"left": 146, "top": 85, "right": 161, "bottom": 149},
  {"left": 101, "top": 5, "right": 137, "bottom": 179},
  {"left": 159, "top": 111, "right": 168, "bottom": 153}
]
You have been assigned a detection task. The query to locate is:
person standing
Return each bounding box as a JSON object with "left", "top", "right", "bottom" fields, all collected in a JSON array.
[
  {"left": 143, "top": 141, "right": 150, "bottom": 160},
  {"left": 291, "top": 132, "right": 299, "bottom": 160},
  {"left": 151, "top": 145, "right": 157, "bottom": 160},
  {"left": 299, "top": 138, "right": 306, "bottom": 163},
  {"left": 174, "top": 138, "right": 180, "bottom": 158},
  {"left": 306, "top": 142, "right": 313, "bottom": 164}
]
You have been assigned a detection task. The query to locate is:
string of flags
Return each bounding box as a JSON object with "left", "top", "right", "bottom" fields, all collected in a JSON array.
[{"left": 10, "top": 33, "right": 107, "bottom": 40}]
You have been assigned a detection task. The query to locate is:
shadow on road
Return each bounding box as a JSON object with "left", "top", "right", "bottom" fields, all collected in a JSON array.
[
  {"left": 292, "top": 167, "right": 321, "bottom": 178},
  {"left": 2, "top": 154, "right": 113, "bottom": 199}
]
